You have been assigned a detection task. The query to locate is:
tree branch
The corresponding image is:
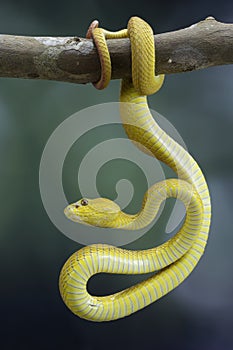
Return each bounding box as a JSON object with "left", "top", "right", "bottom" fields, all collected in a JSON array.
[{"left": 0, "top": 16, "right": 232, "bottom": 85}]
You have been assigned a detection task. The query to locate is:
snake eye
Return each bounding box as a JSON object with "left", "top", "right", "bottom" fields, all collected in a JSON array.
[{"left": 81, "top": 199, "right": 88, "bottom": 206}]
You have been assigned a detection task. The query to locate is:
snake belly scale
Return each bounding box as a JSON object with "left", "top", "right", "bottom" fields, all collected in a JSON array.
[{"left": 59, "top": 17, "right": 211, "bottom": 322}]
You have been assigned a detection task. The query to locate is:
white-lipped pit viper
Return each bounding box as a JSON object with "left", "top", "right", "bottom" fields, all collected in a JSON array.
[{"left": 59, "top": 17, "right": 211, "bottom": 322}]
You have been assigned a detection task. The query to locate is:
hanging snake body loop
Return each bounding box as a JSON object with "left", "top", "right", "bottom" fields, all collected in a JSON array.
[{"left": 59, "top": 17, "right": 211, "bottom": 322}]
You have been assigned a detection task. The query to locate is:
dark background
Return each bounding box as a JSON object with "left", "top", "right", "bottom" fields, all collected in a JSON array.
[{"left": 0, "top": 1, "right": 233, "bottom": 349}]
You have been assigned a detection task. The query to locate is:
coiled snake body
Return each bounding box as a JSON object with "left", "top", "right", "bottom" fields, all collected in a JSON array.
[{"left": 59, "top": 17, "right": 211, "bottom": 321}]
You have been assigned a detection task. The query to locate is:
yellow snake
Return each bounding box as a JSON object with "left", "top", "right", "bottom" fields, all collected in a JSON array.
[{"left": 59, "top": 17, "right": 211, "bottom": 322}]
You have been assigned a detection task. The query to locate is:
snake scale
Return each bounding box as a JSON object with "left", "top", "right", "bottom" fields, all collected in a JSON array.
[{"left": 59, "top": 17, "right": 211, "bottom": 322}]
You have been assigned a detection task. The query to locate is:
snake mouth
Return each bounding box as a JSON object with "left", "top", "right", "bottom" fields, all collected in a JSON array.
[
  {"left": 64, "top": 206, "right": 92, "bottom": 226},
  {"left": 64, "top": 206, "right": 80, "bottom": 222}
]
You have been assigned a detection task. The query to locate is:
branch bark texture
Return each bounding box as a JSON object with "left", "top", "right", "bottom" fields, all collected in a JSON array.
[{"left": 0, "top": 17, "right": 232, "bottom": 85}]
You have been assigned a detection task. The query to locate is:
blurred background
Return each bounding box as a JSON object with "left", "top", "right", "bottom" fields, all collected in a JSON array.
[{"left": 0, "top": 0, "right": 233, "bottom": 349}]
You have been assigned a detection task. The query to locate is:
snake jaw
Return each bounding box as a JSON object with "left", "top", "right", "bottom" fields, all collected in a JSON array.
[
  {"left": 64, "top": 204, "right": 92, "bottom": 226},
  {"left": 64, "top": 204, "right": 81, "bottom": 222}
]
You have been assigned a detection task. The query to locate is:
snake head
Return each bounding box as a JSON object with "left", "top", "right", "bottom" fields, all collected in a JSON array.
[{"left": 64, "top": 198, "right": 121, "bottom": 228}]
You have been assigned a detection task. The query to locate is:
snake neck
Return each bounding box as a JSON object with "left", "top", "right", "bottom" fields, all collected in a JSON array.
[
  {"left": 112, "top": 211, "right": 138, "bottom": 228},
  {"left": 114, "top": 178, "right": 203, "bottom": 231}
]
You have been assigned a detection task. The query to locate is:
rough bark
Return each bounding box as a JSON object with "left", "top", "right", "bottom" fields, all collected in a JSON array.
[{"left": 0, "top": 16, "right": 232, "bottom": 84}]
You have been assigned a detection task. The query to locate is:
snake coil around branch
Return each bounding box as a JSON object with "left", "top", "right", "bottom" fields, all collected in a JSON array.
[{"left": 0, "top": 16, "right": 232, "bottom": 84}]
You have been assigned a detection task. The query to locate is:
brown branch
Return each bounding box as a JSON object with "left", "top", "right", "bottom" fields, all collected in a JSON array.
[{"left": 0, "top": 16, "right": 232, "bottom": 85}]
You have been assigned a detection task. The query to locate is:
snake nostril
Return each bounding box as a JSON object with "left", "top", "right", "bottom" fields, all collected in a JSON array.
[{"left": 75, "top": 204, "right": 79, "bottom": 209}]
